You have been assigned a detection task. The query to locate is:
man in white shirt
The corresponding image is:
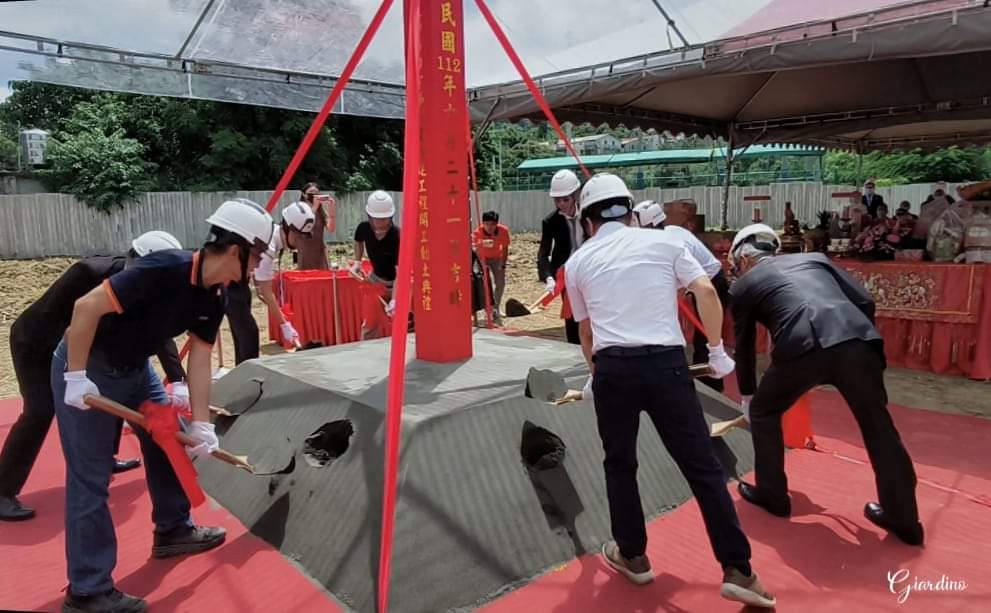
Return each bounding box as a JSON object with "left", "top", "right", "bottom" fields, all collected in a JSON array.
[
  {"left": 638, "top": 199, "right": 731, "bottom": 391},
  {"left": 230, "top": 201, "right": 313, "bottom": 353},
  {"left": 566, "top": 174, "right": 775, "bottom": 608}
]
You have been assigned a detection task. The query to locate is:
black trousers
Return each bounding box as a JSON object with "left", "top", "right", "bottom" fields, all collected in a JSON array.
[
  {"left": 0, "top": 341, "right": 127, "bottom": 497},
  {"left": 691, "top": 271, "right": 731, "bottom": 392},
  {"left": 592, "top": 346, "right": 751, "bottom": 573},
  {"left": 751, "top": 339, "right": 919, "bottom": 526},
  {"left": 564, "top": 317, "right": 580, "bottom": 345},
  {"left": 225, "top": 282, "right": 259, "bottom": 364}
]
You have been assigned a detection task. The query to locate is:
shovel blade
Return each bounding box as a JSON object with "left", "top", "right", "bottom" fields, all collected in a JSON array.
[{"left": 504, "top": 298, "right": 531, "bottom": 317}]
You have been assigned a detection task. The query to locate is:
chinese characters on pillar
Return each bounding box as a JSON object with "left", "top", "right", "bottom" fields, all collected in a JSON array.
[{"left": 413, "top": 0, "right": 472, "bottom": 361}]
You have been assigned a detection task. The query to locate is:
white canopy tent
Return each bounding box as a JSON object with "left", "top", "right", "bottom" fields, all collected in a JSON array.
[{"left": 468, "top": 0, "right": 991, "bottom": 152}]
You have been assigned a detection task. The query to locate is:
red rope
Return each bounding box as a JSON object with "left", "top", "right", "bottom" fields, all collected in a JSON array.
[
  {"left": 465, "top": 118, "right": 495, "bottom": 327},
  {"left": 473, "top": 0, "right": 590, "bottom": 179},
  {"left": 263, "top": 0, "right": 395, "bottom": 213},
  {"left": 377, "top": 0, "right": 420, "bottom": 608}
]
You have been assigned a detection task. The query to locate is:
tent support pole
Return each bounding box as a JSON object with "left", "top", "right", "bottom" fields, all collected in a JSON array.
[{"left": 721, "top": 132, "right": 735, "bottom": 230}]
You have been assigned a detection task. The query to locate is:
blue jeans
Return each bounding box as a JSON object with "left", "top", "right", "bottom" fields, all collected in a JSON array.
[{"left": 51, "top": 340, "right": 192, "bottom": 596}]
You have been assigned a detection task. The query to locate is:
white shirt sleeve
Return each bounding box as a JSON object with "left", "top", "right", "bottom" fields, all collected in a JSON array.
[
  {"left": 252, "top": 232, "right": 283, "bottom": 282},
  {"left": 253, "top": 252, "right": 276, "bottom": 282},
  {"left": 564, "top": 262, "right": 589, "bottom": 322},
  {"left": 673, "top": 245, "right": 707, "bottom": 289}
]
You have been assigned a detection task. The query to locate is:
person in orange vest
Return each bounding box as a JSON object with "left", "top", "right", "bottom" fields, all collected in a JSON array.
[
  {"left": 729, "top": 224, "right": 922, "bottom": 546},
  {"left": 472, "top": 211, "right": 511, "bottom": 325}
]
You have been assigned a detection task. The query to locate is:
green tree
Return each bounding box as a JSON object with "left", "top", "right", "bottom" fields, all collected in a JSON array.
[
  {"left": 0, "top": 134, "right": 18, "bottom": 169},
  {"left": 41, "top": 96, "right": 154, "bottom": 212}
]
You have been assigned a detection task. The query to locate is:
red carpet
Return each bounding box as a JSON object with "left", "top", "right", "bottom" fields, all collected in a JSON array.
[
  {"left": 482, "top": 388, "right": 991, "bottom": 612},
  {"left": 3, "top": 388, "right": 990, "bottom": 612},
  {"left": 0, "top": 398, "right": 341, "bottom": 613}
]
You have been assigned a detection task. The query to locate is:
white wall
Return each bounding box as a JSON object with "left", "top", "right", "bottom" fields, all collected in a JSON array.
[{"left": 0, "top": 182, "right": 957, "bottom": 258}]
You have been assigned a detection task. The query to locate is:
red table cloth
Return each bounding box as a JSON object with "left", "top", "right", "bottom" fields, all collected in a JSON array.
[
  {"left": 694, "top": 261, "right": 991, "bottom": 380},
  {"left": 268, "top": 269, "right": 366, "bottom": 347}
]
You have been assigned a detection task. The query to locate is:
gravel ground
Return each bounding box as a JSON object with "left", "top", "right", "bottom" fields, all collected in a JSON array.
[{"left": 1, "top": 234, "right": 988, "bottom": 419}]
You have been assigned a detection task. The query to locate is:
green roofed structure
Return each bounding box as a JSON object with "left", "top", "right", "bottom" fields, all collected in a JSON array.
[{"left": 511, "top": 145, "right": 825, "bottom": 191}]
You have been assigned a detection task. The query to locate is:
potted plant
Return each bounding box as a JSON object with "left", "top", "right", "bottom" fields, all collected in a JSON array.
[{"left": 803, "top": 210, "right": 832, "bottom": 252}]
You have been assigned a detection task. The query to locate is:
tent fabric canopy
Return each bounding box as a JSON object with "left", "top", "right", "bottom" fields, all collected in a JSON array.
[
  {"left": 468, "top": 0, "right": 991, "bottom": 151},
  {"left": 0, "top": 0, "right": 771, "bottom": 117}
]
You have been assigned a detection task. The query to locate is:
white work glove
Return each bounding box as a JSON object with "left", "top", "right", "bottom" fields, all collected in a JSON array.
[
  {"left": 545, "top": 276, "right": 556, "bottom": 293},
  {"left": 581, "top": 375, "right": 594, "bottom": 403},
  {"left": 385, "top": 298, "right": 396, "bottom": 318},
  {"left": 169, "top": 381, "right": 190, "bottom": 411},
  {"left": 186, "top": 420, "right": 219, "bottom": 462},
  {"left": 64, "top": 370, "right": 99, "bottom": 411},
  {"left": 740, "top": 395, "right": 753, "bottom": 422},
  {"left": 280, "top": 321, "right": 300, "bottom": 345},
  {"left": 707, "top": 341, "right": 736, "bottom": 379}
]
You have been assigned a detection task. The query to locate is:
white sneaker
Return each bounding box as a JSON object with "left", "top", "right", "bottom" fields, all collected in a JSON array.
[
  {"left": 720, "top": 567, "right": 776, "bottom": 608},
  {"left": 601, "top": 540, "right": 654, "bottom": 585}
]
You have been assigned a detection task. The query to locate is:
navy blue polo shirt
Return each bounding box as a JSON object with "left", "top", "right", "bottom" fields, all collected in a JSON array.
[{"left": 92, "top": 250, "right": 224, "bottom": 368}]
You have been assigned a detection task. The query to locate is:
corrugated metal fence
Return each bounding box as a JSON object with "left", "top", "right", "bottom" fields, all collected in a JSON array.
[{"left": 0, "top": 182, "right": 961, "bottom": 258}]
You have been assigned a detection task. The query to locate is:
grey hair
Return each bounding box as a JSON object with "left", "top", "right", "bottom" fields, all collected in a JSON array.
[{"left": 735, "top": 242, "right": 776, "bottom": 264}]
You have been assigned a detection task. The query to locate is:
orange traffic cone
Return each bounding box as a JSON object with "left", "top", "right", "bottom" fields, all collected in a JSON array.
[{"left": 782, "top": 393, "right": 815, "bottom": 449}]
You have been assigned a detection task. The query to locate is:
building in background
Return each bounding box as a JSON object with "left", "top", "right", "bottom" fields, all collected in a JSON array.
[{"left": 18, "top": 128, "right": 49, "bottom": 168}]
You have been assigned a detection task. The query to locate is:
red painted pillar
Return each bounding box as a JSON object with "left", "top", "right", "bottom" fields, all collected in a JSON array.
[{"left": 413, "top": 0, "right": 473, "bottom": 362}]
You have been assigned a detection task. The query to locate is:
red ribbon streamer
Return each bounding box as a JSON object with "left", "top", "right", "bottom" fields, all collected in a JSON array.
[
  {"left": 139, "top": 401, "right": 205, "bottom": 508},
  {"left": 377, "top": 0, "right": 421, "bottom": 609},
  {"left": 473, "top": 0, "right": 590, "bottom": 179},
  {"left": 264, "top": 0, "right": 395, "bottom": 213}
]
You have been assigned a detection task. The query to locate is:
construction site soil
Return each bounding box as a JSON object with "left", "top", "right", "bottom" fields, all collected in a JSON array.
[{"left": 1, "top": 234, "right": 988, "bottom": 419}]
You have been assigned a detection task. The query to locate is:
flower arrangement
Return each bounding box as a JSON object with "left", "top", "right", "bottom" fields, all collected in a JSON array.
[{"left": 853, "top": 218, "right": 911, "bottom": 259}]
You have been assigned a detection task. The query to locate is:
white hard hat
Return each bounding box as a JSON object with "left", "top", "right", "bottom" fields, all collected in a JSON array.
[
  {"left": 549, "top": 169, "right": 581, "bottom": 198},
  {"left": 632, "top": 200, "right": 665, "bottom": 228},
  {"left": 205, "top": 198, "right": 275, "bottom": 256},
  {"left": 730, "top": 223, "right": 780, "bottom": 260},
  {"left": 131, "top": 230, "right": 182, "bottom": 257},
  {"left": 282, "top": 201, "right": 316, "bottom": 234},
  {"left": 578, "top": 173, "right": 634, "bottom": 219},
  {"left": 366, "top": 190, "right": 395, "bottom": 218}
]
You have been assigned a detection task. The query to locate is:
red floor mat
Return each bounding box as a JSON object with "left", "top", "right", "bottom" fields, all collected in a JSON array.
[
  {"left": 3, "top": 389, "right": 990, "bottom": 612},
  {"left": 481, "top": 391, "right": 991, "bottom": 612},
  {"left": 0, "top": 398, "right": 340, "bottom": 613}
]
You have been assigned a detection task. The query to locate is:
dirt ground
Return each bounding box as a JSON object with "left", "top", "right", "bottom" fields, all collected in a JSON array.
[{"left": 1, "top": 235, "right": 989, "bottom": 420}]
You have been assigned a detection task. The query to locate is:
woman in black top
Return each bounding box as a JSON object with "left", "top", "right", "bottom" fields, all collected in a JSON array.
[{"left": 352, "top": 190, "right": 400, "bottom": 339}]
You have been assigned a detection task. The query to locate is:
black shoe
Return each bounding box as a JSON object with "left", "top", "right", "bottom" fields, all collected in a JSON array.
[
  {"left": 62, "top": 588, "right": 147, "bottom": 613},
  {"left": 0, "top": 495, "right": 35, "bottom": 521},
  {"left": 112, "top": 458, "right": 142, "bottom": 474},
  {"left": 864, "top": 502, "right": 924, "bottom": 546},
  {"left": 152, "top": 525, "right": 226, "bottom": 559},
  {"left": 738, "top": 481, "right": 791, "bottom": 517}
]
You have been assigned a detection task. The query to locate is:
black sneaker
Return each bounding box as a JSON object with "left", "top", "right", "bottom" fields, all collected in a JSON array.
[
  {"left": 152, "top": 525, "right": 226, "bottom": 559},
  {"left": 0, "top": 495, "right": 35, "bottom": 521},
  {"left": 62, "top": 588, "right": 147, "bottom": 613}
]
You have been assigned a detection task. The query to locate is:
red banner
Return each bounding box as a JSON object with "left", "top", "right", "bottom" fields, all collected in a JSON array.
[
  {"left": 838, "top": 261, "right": 985, "bottom": 324},
  {"left": 414, "top": 0, "right": 472, "bottom": 362}
]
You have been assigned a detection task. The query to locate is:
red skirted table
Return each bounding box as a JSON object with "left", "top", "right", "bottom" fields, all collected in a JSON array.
[
  {"left": 268, "top": 269, "right": 367, "bottom": 347},
  {"left": 700, "top": 261, "right": 991, "bottom": 380}
]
